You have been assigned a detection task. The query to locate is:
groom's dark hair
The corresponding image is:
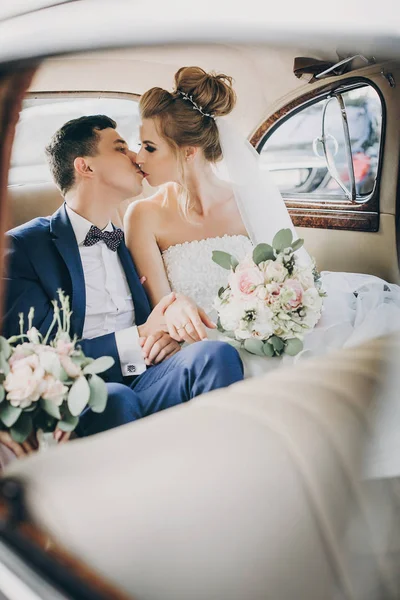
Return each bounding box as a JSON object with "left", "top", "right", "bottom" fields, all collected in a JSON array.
[{"left": 45, "top": 114, "right": 117, "bottom": 195}]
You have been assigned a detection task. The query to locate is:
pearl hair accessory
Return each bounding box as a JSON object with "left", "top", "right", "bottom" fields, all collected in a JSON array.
[{"left": 176, "top": 89, "right": 215, "bottom": 119}]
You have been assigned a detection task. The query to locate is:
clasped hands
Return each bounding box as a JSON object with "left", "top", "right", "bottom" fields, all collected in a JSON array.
[{"left": 137, "top": 292, "right": 216, "bottom": 365}]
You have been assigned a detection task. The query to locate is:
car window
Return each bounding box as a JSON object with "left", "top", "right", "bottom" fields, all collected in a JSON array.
[
  {"left": 8, "top": 95, "right": 140, "bottom": 186},
  {"left": 259, "top": 84, "right": 382, "bottom": 201}
]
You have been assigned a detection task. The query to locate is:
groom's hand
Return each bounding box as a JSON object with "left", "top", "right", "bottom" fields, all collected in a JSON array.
[
  {"left": 139, "top": 331, "right": 181, "bottom": 365},
  {"left": 164, "top": 293, "right": 216, "bottom": 343}
]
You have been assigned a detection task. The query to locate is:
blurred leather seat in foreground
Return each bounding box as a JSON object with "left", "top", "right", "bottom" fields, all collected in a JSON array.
[{"left": 4, "top": 335, "right": 400, "bottom": 600}]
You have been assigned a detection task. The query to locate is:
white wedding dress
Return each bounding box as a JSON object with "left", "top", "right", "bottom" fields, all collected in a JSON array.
[
  {"left": 163, "top": 233, "right": 400, "bottom": 478},
  {"left": 162, "top": 233, "right": 400, "bottom": 379}
]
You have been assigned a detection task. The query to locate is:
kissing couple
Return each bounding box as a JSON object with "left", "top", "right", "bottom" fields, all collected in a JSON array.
[{"left": 2, "top": 65, "right": 400, "bottom": 463}]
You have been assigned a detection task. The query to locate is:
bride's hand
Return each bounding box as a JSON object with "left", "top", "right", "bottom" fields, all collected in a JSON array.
[
  {"left": 0, "top": 430, "right": 37, "bottom": 458},
  {"left": 164, "top": 294, "right": 216, "bottom": 343},
  {"left": 0, "top": 429, "right": 71, "bottom": 458}
]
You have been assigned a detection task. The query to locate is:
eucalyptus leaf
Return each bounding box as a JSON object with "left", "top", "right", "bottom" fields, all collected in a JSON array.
[
  {"left": 243, "top": 338, "right": 265, "bottom": 356},
  {"left": 291, "top": 238, "right": 304, "bottom": 252},
  {"left": 0, "top": 403, "right": 22, "bottom": 428},
  {"left": 285, "top": 338, "right": 304, "bottom": 356},
  {"left": 252, "top": 243, "right": 275, "bottom": 265},
  {"left": 216, "top": 317, "right": 225, "bottom": 333},
  {"left": 59, "top": 367, "right": 71, "bottom": 383},
  {"left": 67, "top": 376, "right": 90, "bottom": 416},
  {"left": 272, "top": 228, "right": 293, "bottom": 251},
  {"left": 0, "top": 386, "right": 4, "bottom": 404},
  {"left": 212, "top": 251, "right": 235, "bottom": 270},
  {"left": 230, "top": 256, "right": 239, "bottom": 271},
  {"left": 83, "top": 356, "right": 115, "bottom": 375},
  {"left": 0, "top": 353, "right": 10, "bottom": 376},
  {"left": 269, "top": 335, "right": 285, "bottom": 354},
  {"left": 10, "top": 412, "right": 33, "bottom": 443},
  {"left": 218, "top": 287, "right": 226, "bottom": 299},
  {"left": 262, "top": 342, "right": 275, "bottom": 357},
  {"left": 0, "top": 337, "right": 11, "bottom": 360},
  {"left": 88, "top": 374, "right": 108, "bottom": 413},
  {"left": 57, "top": 412, "right": 79, "bottom": 432},
  {"left": 71, "top": 352, "right": 92, "bottom": 368},
  {"left": 40, "top": 398, "right": 61, "bottom": 420}
]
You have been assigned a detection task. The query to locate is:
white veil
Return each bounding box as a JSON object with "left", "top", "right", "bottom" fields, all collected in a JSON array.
[{"left": 216, "top": 117, "right": 311, "bottom": 265}]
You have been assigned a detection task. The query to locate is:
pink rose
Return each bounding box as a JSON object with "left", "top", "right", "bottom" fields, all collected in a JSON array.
[
  {"left": 229, "top": 267, "right": 264, "bottom": 297},
  {"left": 42, "top": 375, "right": 68, "bottom": 406},
  {"left": 59, "top": 354, "right": 82, "bottom": 378},
  {"left": 264, "top": 282, "right": 282, "bottom": 305},
  {"left": 4, "top": 354, "right": 46, "bottom": 408},
  {"left": 235, "top": 254, "right": 256, "bottom": 272},
  {"left": 55, "top": 339, "right": 75, "bottom": 356},
  {"left": 8, "top": 343, "right": 35, "bottom": 367},
  {"left": 283, "top": 279, "right": 303, "bottom": 309}
]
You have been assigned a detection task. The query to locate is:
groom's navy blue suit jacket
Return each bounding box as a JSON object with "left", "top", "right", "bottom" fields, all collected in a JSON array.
[{"left": 2, "top": 204, "right": 151, "bottom": 383}]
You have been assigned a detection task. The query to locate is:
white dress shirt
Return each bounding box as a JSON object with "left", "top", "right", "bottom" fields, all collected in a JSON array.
[{"left": 65, "top": 205, "right": 146, "bottom": 376}]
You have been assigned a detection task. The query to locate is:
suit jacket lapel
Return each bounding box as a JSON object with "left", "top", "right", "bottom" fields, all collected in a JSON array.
[
  {"left": 117, "top": 238, "right": 151, "bottom": 325},
  {"left": 50, "top": 204, "right": 86, "bottom": 337}
]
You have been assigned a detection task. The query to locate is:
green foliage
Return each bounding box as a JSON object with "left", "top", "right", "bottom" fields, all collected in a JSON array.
[
  {"left": 40, "top": 398, "right": 61, "bottom": 420},
  {"left": 291, "top": 238, "right": 304, "bottom": 252},
  {"left": 0, "top": 403, "right": 22, "bottom": 428},
  {"left": 83, "top": 356, "right": 114, "bottom": 375},
  {"left": 10, "top": 412, "right": 33, "bottom": 443},
  {"left": 243, "top": 338, "right": 265, "bottom": 356},
  {"left": 284, "top": 338, "right": 304, "bottom": 356},
  {"left": 68, "top": 376, "right": 90, "bottom": 416},
  {"left": 272, "top": 229, "right": 293, "bottom": 251},
  {"left": 88, "top": 374, "right": 108, "bottom": 413},
  {"left": 230, "top": 255, "right": 239, "bottom": 271},
  {"left": 252, "top": 243, "right": 275, "bottom": 265},
  {"left": 212, "top": 251, "right": 236, "bottom": 270},
  {"left": 262, "top": 342, "right": 275, "bottom": 357},
  {"left": 57, "top": 409, "right": 79, "bottom": 432},
  {"left": 269, "top": 335, "right": 285, "bottom": 354},
  {"left": 216, "top": 317, "right": 225, "bottom": 333},
  {"left": 0, "top": 352, "right": 10, "bottom": 377},
  {"left": 218, "top": 286, "right": 226, "bottom": 299},
  {"left": 0, "top": 337, "right": 11, "bottom": 360}
]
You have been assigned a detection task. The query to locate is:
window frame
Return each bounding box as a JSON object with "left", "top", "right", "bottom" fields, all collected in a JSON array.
[
  {"left": 251, "top": 77, "right": 386, "bottom": 232},
  {"left": 9, "top": 89, "right": 141, "bottom": 187}
]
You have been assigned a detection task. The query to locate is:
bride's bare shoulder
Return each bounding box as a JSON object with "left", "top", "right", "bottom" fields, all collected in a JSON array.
[{"left": 124, "top": 184, "right": 177, "bottom": 231}]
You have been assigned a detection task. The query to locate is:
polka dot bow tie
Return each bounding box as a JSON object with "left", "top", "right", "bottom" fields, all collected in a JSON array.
[{"left": 83, "top": 225, "right": 124, "bottom": 252}]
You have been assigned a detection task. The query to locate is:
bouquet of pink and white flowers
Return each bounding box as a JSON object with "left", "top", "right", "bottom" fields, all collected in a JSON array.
[
  {"left": 212, "top": 229, "right": 325, "bottom": 357},
  {"left": 0, "top": 290, "right": 113, "bottom": 445}
]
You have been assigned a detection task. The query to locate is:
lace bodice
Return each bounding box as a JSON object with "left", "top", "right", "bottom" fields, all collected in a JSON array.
[{"left": 162, "top": 234, "right": 253, "bottom": 316}]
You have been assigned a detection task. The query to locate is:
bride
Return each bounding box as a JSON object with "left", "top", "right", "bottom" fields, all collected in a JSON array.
[{"left": 125, "top": 66, "right": 400, "bottom": 378}]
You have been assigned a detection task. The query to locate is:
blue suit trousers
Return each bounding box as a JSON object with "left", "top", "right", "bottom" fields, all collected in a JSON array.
[{"left": 78, "top": 341, "right": 243, "bottom": 437}]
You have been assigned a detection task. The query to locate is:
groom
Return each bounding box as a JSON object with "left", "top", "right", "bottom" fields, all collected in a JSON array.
[{"left": 2, "top": 115, "right": 243, "bottom": 437}]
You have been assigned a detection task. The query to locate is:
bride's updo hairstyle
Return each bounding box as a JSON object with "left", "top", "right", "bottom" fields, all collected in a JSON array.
[{"left": 139, "top": 66, "right": 236, "bottom": 214}]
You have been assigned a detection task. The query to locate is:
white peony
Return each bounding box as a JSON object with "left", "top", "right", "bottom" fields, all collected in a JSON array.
[
  {"left": 293, "top": 266, "right": 315, "bottom": 291},
  {"left": 302, "top": 287, "right": 323, "bottom": 312},
  {"left": 219, "top": 298, "right": 243, "bottom": 332},
  {"left": 260, "top": 259, "right": 288, "bottom": 283}
]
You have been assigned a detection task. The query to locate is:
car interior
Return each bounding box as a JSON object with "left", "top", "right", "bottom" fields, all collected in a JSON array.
[
  {"left": 6, "top": 46, "right": 400, "bottom": 283},
  {"left": 0, "top": 3, "right": 400, "bottom": 598}
]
